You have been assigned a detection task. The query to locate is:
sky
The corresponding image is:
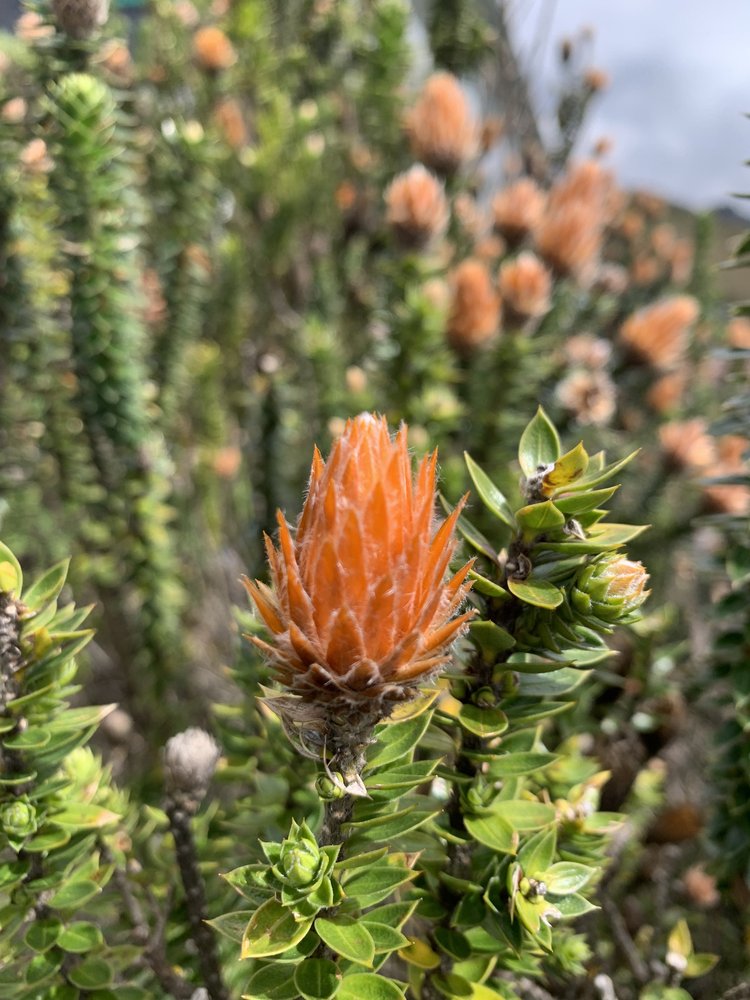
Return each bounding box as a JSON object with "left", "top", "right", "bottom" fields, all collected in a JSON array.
[{"left": 509, "top": 0, "right": 750, "bottom": 213}]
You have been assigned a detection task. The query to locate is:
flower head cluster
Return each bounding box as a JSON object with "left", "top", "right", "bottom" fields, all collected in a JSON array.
[
  {"left": 245, "top": 415, "right": 473, "bottom": 726},
  {"left": 492, "top": 178, "right": 546, "bottom": 245}
]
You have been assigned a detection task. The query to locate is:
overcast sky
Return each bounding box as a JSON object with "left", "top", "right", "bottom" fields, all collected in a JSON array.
[{"left": 509, "top": 0, "right": 750, "bottom": 213}]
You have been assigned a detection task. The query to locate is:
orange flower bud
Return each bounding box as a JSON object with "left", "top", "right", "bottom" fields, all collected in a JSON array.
[
  {"left": 446, "top": 259, "right": 501, "bottom": 352},
  {"left": 498, "top": 252, "right": 552, "bottom": 325},
  {"left": 406, "top": 72, "right": 478, "bottom": 175},
  {"left": 492, "top": 178, "right": 546, "bottom": 245},
  {"left": 192, "top": 26, "right": 237, "bottom": 72},
  {"left": 619, "top": 296, "right": 699, "bottom": 369},
  {"left": 659, "top": 419, "right": 716, "bottom": 471},
  {"left": 536, "top": 200, "right": 602, "bottom": 285},
  {"left": 244, "top": 415, "right": 474, "bottom": 768},
  {"left": 384, "top": 164, "right": 449, "bottom": 249}
]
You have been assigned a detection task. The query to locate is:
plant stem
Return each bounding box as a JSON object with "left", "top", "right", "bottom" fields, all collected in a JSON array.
[{"left": 166, "top": 800, "right": 229, "bottom": 1000}]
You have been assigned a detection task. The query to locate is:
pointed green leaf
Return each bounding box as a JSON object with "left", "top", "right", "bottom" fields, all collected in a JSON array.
[
  {"left": 464, "top": 815, "right": 517, "bottom": 854},
  {"left": 518, "top": 408, "right": 560, "bottom": 477},
  {"left": 457, "top": 705, "right": 509, "bottom": 738},
  {"left": 294, "top": 958, "right": 340, "bottom": 1000},
  {"left": 541, "top": 862, "right": 595, "bottom": 895},
  {"left": 22, "top": 560, "right": 70, "bottom": 611},
  {"left": 492, "top": 800, "right": 556, "bottom": 830},
  {"left": 516, "top": 501, "right": 566, "bottom": 534},
  {"left": 487, "top": 752, "right": 558, "bottom": 778},
  {"left": 366, "top": 713, "right": 432, "bottom": 771},
  {"left": 507, "top": 576, "right": 563, "bottom": 609},
  {"left": 0, "top": 543, "right": 23, "bottom": 596},
  {"left": 337, "top": 973, "right": 404, "bottom": 1000},
  {"left": 464, "top": 454, "right": 517, "bottom": 528},
  {"left": 469, "top": 620, "right": 515, "bottom": 657}
]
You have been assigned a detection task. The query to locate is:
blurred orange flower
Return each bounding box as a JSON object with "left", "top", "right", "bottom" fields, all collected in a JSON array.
[
  {"left": 536, "top": 200, "right": 602, "bottom": 285},
  {"left": 492, "top": 177, "right": 546, "bottom": 245},
  {"left": 498, "top": 252, "right": 552, "bottom": 325},
  {"left": 384, "top": 164, "right": 449, "bottom": 249},
  {"left": 619, "top": 295, "right": 699, "bottom": 368},
  {"left": 193, "top": 26, "right": 237, "bottom": 72},
  {"left": 659, "top": 419, "right": 716, "bottom": 471},
  {"left": 244, "top": 414, "right": 474, "bottom": 720},
  {"left": 447, "top": 259, "right": 501, "bottom": 351},
  {"left": 406, "top": 72, "right": 477, "bottom": 175}
]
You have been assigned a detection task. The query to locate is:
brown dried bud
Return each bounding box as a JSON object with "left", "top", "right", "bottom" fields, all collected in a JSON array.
[{"left": 51, "top": 0, "right": 109, "bottom": 40}]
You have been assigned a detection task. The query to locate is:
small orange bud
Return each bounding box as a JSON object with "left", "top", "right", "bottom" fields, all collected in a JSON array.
[
  {"left": 446, "top": 259, "right": 501, "bottom": 352},
  {"left": 492, "top": 178, "right": 546, "bottom": 245},
  {"left": 384, "top": 164, "right": 449, "bottom": 249},
  {"left": 619, "top": 296, "right": 699, "bottom": 369},
  {"left": 406, "top": 72, "right": 478, "bottom": 175},
  {"left": 498, "top": 252, "right": 552, "bottom": 326},
  {"left": 192, "top": 26, "right": 237, "bottom": 72}
]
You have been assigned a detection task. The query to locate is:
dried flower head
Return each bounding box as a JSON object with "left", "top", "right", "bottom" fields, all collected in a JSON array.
[
  {"left": 446, "top": 259, "right": 501, "bottom": 352},
  {"left": 564, "top": 333, "right": 612, "bottom": 370},
  {"left": 727, "top": 317, "right": 750, "bottom": 349},
  {"left": 15, "top": 11, "right": 55, "bottom": 41},
  {"left": 631, "top": 253, "right": 662, "bottom": 287},
  {"left": 52, "top": 0, "right": 109, "bottom": 40},
  {"left": 406, "top": 71, "right": 478, "bottom": 175},
  {"left": 97, "top": 39, "right": 134, "bottom": 85},
  {"left": 659, "top": 419, "right": 716, "bottom": 471},
  {"left": 584, "top": 67, "right": 609, "bottom": 92},
  {"left": 556, "top": 369, "right": 616, "bottom": 426},
  {"left": 19, "top": 138, "right": 52, "bottom": 175},
  {"left": 594, "top": 262, "right": 629, "bottom": 297},
  {"left": 492, "top": 178, "right": 546, "bottom": 245},
  {"left": 192, "top": 26, "right": 237, "bottom": 72},
  {"left": 619, "top": 295, "right": 699, "bottom": 369},
  {"left": 1, "top": 98, "right": 27, "bottom": 124},
  {"left": 535, "top": 199, "right": 602, "bottom": 285},
  {"left": 244, "top": 414, "right": 473, "bottom": 777},
  {"left": 473, "top": 234, "right": 507, "bottom": 262},
  {"left": 498, "top": 252, "right": 552, "bottom": 325},
  {"left": 384, "top": 164, "right": 449, "bottom": 249}
]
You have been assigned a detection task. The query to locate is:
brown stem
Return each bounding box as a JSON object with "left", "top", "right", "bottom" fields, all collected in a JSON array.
[{"left": 166, "top": 799, "right": 229, "bottom": 1000}]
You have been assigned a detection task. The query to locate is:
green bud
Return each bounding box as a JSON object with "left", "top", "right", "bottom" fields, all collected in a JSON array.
[
  {"left": 473, "top": 686, "right": 497, "bottom": 708},
  {"left": 315, "top": 773, "right": 345, "bottom": 800},
  {"left": 279, "top": 839, "right": 320, "bottom": 888},
  {"left": 572, "top": 555, "right": 649, "bottom": 623},
  {"left": 1, "top": 799, "right": 37, "bottom": 840}
]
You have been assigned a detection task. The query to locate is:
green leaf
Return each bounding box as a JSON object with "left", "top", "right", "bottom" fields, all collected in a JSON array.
[
  {"left": 294, "top": 959, "right": 340, "bottom": 1000},
  {"left": 2, "top": 728, "right": 51, "bottom": 751},
  {"left": 243, "top": 963, "right": 301, "bottom": 999},
  {"left": 553, "top": 486, "right": 619, "bottom": 514},
  {"left": 564, "top": 449, "right": 639, "bottom": 491},
  {"left": 667, "top": 919, "right": 692, "bottom": 959},
  {"left": 337, "top": 973, "right": 404, "bottom": 1000},
  {"left": 519, "top": 668, "right": 591, "bottom": 698},
  {"left": 67, "top": 956, "right": 113, "bottom": 990},
  {"left": 206, "top": 910, "right": 256, "bottom": 944},
  {"left": 49, "top": 879, "right": 101, "bottom": 911},
  {"left": 541, "top": 862, "right": 595, "bottom": 895},
  {"left": 684, "top": 953, "right": 719, "bottom": 978},
  {"left": 0, "top": 543, "right": 23, "bottom": 595},
  {"left": 342, "top": 866, "right": 418, "bottom": 908},
  {"left": 360, "top": 921, "right": 410, "bottom": 954},
  {"left": 24, "top": 919, "right": 62, "bottom": 953},
  {"left": 581, "top": 812, "right": 624, "bottom": 834},
  {"left": 441, "top": 496, "right": 498, "bottom": 561},
  {"left": 492, "top": 800, "right": 556, "bottom": 830},
  {"left": 518, "top": 829, "right": 556, "bottom": 876},
  {"left": 23, "top": 828, "right": 71, "bottom": 853},
  {"left": 335, "top": 848, "right": 389, "bottom": 871},
  {"left": 22, "top": 560, "right": 70, "bottom": 611},
  {"left": 464, "top": 815, "right": 517, "bottom": 854},
  {"left": 553, "top": 893, "right": 599, "bottom": 918},
  {"left": 468, "top": 571, "right": 511, "bottom": 599},
  {"left": 240, "top": 898, "right": 313, "bottom": 959},
  {"left": 516, "top": 501, "right": 566, "bottom": 534},
  {"left": 464, "top": 454, "right": 517, "bottom": 528},
  {"left": 366, "top": 759, "right": 441, "bottom": 795},
  {"left": 538, "top": 522, "right": 648, "bottom": 554},
  {"left": 507, "top": 575, "right": 563, "bottom": 609},
  {"left": 503, "top": 699, "right": 571, "bottom": 725},
  {"left": 45, "top": 704, "right": 117, "bottom": 731},
  {"left": 315, "top": 916, "right": 375, "bottom": 966},
  {"left": 518, "top": 407, "right": 560, "bottom": 477},
  {"left": 457, "top": 704, "right": 509, "bottom": 738},
  {"left": 57, "top": 921, "right": 105, "bottom": 953},
  {"left": 488, "top": 752, "right": 558, "bottom": 778},
  {"left": 468, "top": 621, "right": 515, "bottom": 658},
  {"left": 362, "top": 901, "right": 417, "bottom": 929},
  {"left": 434, "top": 927, "right": 471, "bottom": 961},
  {"left": 50, "top": 803, "right": 120, "bottom": 830},
  {"left": 366, "top": 713, "right": 432, "bottom": 771},
  {"left": 347, "top": 806, "right": 439, "bottom": 843}
]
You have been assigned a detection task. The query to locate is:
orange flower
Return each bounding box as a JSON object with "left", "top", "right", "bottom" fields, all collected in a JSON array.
[
  {"left": 535, "top": 199, "right": 602, "bottom": 285},
  {"left": 244, "top": 415, "right": 473, "bottom": 769},
  {"left": 556, "top": 369, "right": 616, "bottom": 426},
  {"left": 192, "top": 26, "right": 237, "bottom": 72},
  {"left": 213, "top": 97, "right": 248, "bottom": 150},
  {"left": 619, "top": 295, "right": 699, "bottom": 369},
  {"left": 406, "top": 72, "right": 478, "bottom": 175},
  {"left": 384, "top": 164, "right": 449, "bottom": 249},
  {"left": 492, "top": 178, "right": 546, "bottom": 245},
  {"left": 646, "top": 371, "right": 686, "bottom": 413},
  {"left": 727, "top": 317, "right": 750, "bottom": 349},
  {"left": 446, "top": 259, "right": 501, "bottom": 351},
  {"left": 498, "top": 252, "right": 552, "bottom": 325},
  {"left": 659, "top": 419, "right": 716, "bottom": 471}
]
